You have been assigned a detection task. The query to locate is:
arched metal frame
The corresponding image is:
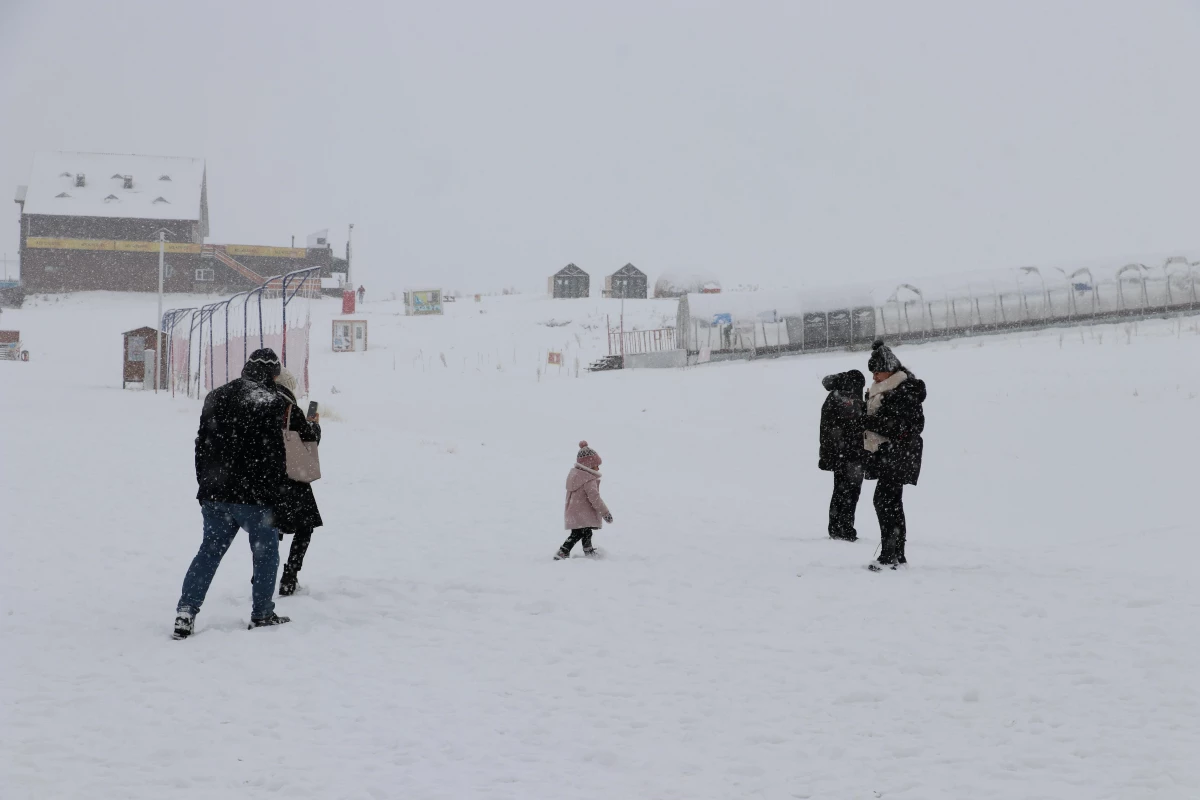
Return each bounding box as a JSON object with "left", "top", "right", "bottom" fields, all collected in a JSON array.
[
  {"left": 161, "top": 267, "right": 321, "bottom": 397},
  {"left": 245, "top": 283, "right": 268, "bottom": 355},
  {"left": 1115, "top": 263, "right": 1150, "bottom": 314},
  {"left": 1018, "top": 266, "right": 1051, "bottom": 321},
  {"left": 1161, "top": 256, "right": 1190, "bottom": 310},
  {"left": 161, "top": 308, "right": 194, "bottom": 397},
  {"left": 993, "top": 280, "right": 1008, "bottom": 325},
  {"left": 1048, "top": 267, "right": 1073, "bottom": 319},
  {"left": 889, "top": 284, "right": 927, "bottom": 337},
  {"left": 1069, "top": 268, "right": 1098, "bottom": 317},
  {"left": 212, "top": 292, "right": 247, "bottom": 386},
  {"left": 185, "top": 309, "right": 202, "bottom": 398},
  {"left": 195, "top": 304, "right": 219, "bottom": 396},
  {"left": 280, "top": 266, "right": 322, "bottom": 368}
]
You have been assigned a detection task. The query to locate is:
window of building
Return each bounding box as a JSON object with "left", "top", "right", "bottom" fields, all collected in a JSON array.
[{"left": 195, "top": 268, "right": 215, "bottom": 282}]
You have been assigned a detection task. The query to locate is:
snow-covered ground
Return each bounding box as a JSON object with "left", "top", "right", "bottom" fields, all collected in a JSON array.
[{"left": 2, "top": 292, "right": 1198, "bottom": 799}]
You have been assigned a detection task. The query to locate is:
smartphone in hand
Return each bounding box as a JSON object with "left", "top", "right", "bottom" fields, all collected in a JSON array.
[{"left": 306, "top": 401, "right": 319, "bottom": 420}]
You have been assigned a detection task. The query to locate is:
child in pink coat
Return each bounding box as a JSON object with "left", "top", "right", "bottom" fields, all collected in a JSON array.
[{"left": 555, "top": 441, "right": 614, "bottom": 559}]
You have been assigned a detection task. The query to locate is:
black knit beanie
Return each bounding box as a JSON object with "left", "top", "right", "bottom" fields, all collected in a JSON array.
[
  {"left": 867, "top": 340, "right": 901, "bottom": 373},
  {"left": 243, "top": 348, "right": 282, "bottom": 382}
]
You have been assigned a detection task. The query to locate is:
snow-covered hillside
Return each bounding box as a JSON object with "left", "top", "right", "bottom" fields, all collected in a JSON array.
[{"left": 2, "top": 292, "right": 1198, "bottom": 799}]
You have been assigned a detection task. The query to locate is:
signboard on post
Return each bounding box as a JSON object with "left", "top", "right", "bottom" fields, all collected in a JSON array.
[
  {"left": 547, "top": 351, "right": 563, "bottom": 366},
  {"left": 405, "top": 289, "right": 444, "bottom": 316}
]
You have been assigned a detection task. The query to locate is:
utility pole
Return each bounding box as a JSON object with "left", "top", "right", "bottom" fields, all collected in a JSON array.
[
  {"left": 620, "top": 291, "right": 625, "bottom": 359},
  {"left": 347, "top": 223, "right": 354, "bottom": 288},
  {"left": 155, "top": 230, "right": 167, "bottom": 393}
]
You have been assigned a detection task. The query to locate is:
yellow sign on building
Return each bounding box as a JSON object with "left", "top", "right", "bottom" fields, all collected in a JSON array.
[
  {"left": 25, "top": 238, "right": 307, "bottom": 258},
  {"left": 25, "top": 237, "right": 203, "bottom": 254},
  {"left": 224, "top": 245, "right": 307, "bottom": 259}
]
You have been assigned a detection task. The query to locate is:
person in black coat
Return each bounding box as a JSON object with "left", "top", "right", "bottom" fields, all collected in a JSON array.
[
  {"left": 273, "top": 369, "right": 323, "bottom": 596},
  {"left": 819, "top": 370, "right": 866, "bottom": 541},
  {"left": 174, "top": 348, "right": 291, "bottom": 638},
  {"left": 863, "top": 340, "right": 926, "bottom": 569}
]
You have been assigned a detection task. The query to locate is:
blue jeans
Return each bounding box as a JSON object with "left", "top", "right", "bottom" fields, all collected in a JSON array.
[{"left": 178, "top": 502, "right": 279, "bottom": 620}]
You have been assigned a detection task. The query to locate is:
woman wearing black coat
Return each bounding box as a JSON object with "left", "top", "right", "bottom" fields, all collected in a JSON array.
[
  {"left": 819, "top": 370, "right": 866, "bottom": 541},
  {"left": 862, "top": 341, "right": 926, "bottom": 570},
  {"left": 274, "top": 370, "right": 324, "bottom": 595}
]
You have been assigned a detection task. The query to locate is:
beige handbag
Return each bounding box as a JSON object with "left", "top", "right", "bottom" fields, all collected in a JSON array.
[{"left": 283, "top": 405, "right": 321, "bottom": 483}]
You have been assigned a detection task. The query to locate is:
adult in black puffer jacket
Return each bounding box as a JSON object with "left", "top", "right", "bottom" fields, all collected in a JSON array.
[
  {"left": 194, "top": 353, "right": 289, "bottom": 506},
  {"left": 819, "top": 370, "right": 866, "bottom": 541},
  {"left": 174, "top": 348, "right": 291, "bottom": 638},
  {"left": 273, "top": 370, "right": 323, "bottom": 596},
  {"left": 863, "top": 340, "right": 927, "bottom": 569}
]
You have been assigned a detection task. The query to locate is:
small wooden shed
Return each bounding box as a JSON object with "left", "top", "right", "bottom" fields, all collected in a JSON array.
[
  {"left": 548, "top": 264, "right": 590, "bottom": 299},
  {"left": 605, "top": 263, "right": 648, "bottom": 299},
  {"left": 122, "top": 326, "right": 167, "bottom": 388}
]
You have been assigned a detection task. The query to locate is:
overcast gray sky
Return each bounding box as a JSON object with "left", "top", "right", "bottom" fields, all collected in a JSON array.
[{"left": 2, "top": 0, "right": 1198, "bottom": 293}]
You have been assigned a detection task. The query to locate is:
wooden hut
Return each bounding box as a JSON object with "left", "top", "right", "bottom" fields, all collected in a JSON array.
[
  {"left": 548, "top": 263, "right": 590, "bottom": 298},
  {"left": 604, "top": 263, "right": 647, "bottom": 299},
  {"left": 122, "top": 326, "right": 168, "bottom": 388}
]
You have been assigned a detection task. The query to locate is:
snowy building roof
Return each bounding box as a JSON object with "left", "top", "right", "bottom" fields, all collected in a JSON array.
[
  {"left": 19, "top": 151, "right": 208, "bottom": 226},
  {"left": 553, "top": 263, "right": 589, "bottom": 277},
  {"left": 610, "top": 263, "right": 645, "bottom": 277}
]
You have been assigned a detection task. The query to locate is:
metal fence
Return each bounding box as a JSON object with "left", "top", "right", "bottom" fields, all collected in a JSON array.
[
  {"left": 162, "top": 267, "right": 320, "bottom": 397},
  {"left": 679, "top": 258, "right": 1200, "bottom": 360},
  {"left": 607, "top": 326, "right": 677, "bottom": 356},
  {"left": 875, "top": 261, "right": 1199, "bottom": 344}
]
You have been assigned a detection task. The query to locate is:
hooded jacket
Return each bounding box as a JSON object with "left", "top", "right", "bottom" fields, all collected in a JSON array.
[
  {"left": 565, "top": 464, "right": 610, "bottom": 530},
  {"left": 819, "top": 370, "right": 866, "bottom": 471},
  {"left": 862, "top": 369, "right": 927, "bottom": 485},
  {"left": 194, "top": 358, "right": 289, "bottom": 506}
]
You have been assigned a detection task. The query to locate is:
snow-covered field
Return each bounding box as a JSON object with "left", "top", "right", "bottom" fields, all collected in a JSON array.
[{"left": 2, "top": 292, "right": 1198, "bottom": 799}]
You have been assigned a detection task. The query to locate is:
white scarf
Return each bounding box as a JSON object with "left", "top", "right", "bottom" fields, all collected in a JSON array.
[{"left": 864, "top": 371, "right": 908, "bottom": 453}]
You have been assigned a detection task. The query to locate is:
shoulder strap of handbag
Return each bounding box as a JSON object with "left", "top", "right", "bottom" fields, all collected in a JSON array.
[{"left": 283, "top": 404, "right": 292, "bottom": 432}]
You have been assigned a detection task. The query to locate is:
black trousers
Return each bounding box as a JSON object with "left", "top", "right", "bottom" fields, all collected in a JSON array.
[
  {"left": 828, "top": 463, "right": 863, "bottom": 539},
  {"left": 559, "top": 528, "right": 594, "bottom": 554},
  {"left": 873, "top": 479, "right": 906, "bottom": 564},
  {"left": 281, "top": 528, "right": 313, "bottom": 579}
]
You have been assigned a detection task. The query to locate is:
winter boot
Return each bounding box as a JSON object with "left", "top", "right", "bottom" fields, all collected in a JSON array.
[
  {"left": 172, "top": 612, "right": 195, "bottom": 640},
  {"left": 248, "top": 613, "right": 291, "bottom": 630},
  {"left": 583, "top": 547, "right": 599, "bottom": 557},
  {"left": 279, "top": 568, "right": 299, "bottom": 597},
  {"left": 554, "top": 549, "right": 570, "bottom": 560}
]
